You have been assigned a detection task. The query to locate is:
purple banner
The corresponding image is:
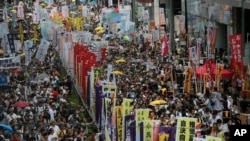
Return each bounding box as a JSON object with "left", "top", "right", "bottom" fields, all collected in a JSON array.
[
  {"left": 124, "top": 115, "right": 136, "bottom": 141},
  {"left": 140, "top": 122, "right": 144, "bottom": 141},
  {"left": 87, "top": 75, "right": 91, "bottom": 108},
  {"left": 159, "top": 127, "right": 176, "bottom": 141},
  {"left": 95, "top": 85, "right": 102, "bottom": 125}
]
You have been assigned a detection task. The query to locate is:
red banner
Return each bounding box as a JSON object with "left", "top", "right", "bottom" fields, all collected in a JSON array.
[{"left": 229, "top": 34, "right": 245, "bottom": 89}]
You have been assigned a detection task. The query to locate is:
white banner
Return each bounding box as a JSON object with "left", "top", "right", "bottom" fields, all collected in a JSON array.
[
  {"left": 0, "top": 56, "right": 21, "bottom": 69},
  {"left": 24, "top": 40, "right": 34, "bottom": 65},
  {"left": 35, "top": 39, "right": 50, "bottom": 61}
]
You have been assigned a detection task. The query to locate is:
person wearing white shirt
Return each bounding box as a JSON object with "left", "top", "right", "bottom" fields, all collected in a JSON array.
[{"left": 48, "top": 105, "right": 57, "bottom": 121}]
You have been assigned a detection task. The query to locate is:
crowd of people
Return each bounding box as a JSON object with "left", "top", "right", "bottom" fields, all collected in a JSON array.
[
  {"left": 0, "top": 47, "right": 96, "bottom": 141},
  {"left": 0, "top": 1, "right": 248, "bottom": 141}
]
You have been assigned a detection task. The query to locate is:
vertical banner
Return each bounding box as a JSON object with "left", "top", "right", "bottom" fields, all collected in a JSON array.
[
  {"left": 210, "top": 28, "right": 219, "bottom": 54},
  {"left": 104, "top": 98, "right": 112, "bottom": 141},
  {"left": 229, "top": 34, "right": 244, "bottom": 75},
  {"left": 158, "top": 127, "right": 176, "bottom": 141},
  {"left": 35, "top": 39, "right": 50, "bottom": 61},
  {"left": 7, "top": 34, "right": 15, "bottom": 54},
  {"left": 124, "top": 115, "right": 136, "bottom": 141},
  {"left": 142, "top": 120, "right": 153, "bottom": 141},
  {"left": 122, "top": 98, "right": 134, "bottom": 141},
  {"left": 24, "top": 40, "right": 33, "bottom": 65},
  {"left": 203, "top": 74, "right": 208, "bottom": 94},
  {"left": 176, "top": 117, "right": 197, "bottom": 141},
  {"left": 205, "top": 136, "right": 223, "bottom": 141},
  {"left": 184, "top": 67, "right": 193, "bottom": 93},
  {"left": 116, "top": 106, "right": 123, "bottom": 141},
  {"left": 159, "top": 8, "right": 166, "bottom": 25},
  {"left": 215, "top": 64, "right": 224, "bottom": 89},
  {"left": 135, "top": 109, "right": 151, "bottom": 141},
  {"left": 95, "top": 84, "right": 102, "bottom": 125},
  {"left": 18, "top": 23, "right": 24, "bottom": 44}
]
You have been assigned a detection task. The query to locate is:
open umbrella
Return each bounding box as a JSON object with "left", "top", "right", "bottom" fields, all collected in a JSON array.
[
  {"left": 13, "top": 101, "right": 29, "bottom": 108},
  {"left": 112, "top": 71, "right": 124, "bottom": 75},
  {"left": 115, "top": 59, "right": 126, "bottom": 63},
  {"left": 95, "top": 26, "right": 104, "bottom": 31},
  {"left": 149, "top": 100, "right": 167, "bottom": 105},
  {"left": 0, "top": 124, "right": 13, "bottom": 134},
  {"left": 96, "top": 29, "right": 105, "bottom": 34}
]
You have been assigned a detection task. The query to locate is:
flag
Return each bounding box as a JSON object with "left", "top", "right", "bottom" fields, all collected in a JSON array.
[{"left": 162, "top": 35, "right": 168, "bottom": 56}]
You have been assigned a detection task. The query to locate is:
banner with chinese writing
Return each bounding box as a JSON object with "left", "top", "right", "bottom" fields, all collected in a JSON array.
[
  {"left": 135, "top": 109, "right": 151, "bottom": 141},
  {"left": 142, "top": 120, "right": 153, "bottom": 141},
  {"left": 205, "top": 136, "right": 223, "bottom": 141},
  {"left": 116, "top": 106, "right": 123, "bottom": 141},
  {"left": 122, "top": 98, "right": 134, "bottom": 141},
  {"left": 139, "top": 120, "right": 161, "bottom": 141},
  {"left": 124, "top": 115, "right": 136, "bottom": 141},
  {"left": 229, "top": 34, "right": 244, "bottom": 77},
  {"left": 184, "top": 67, "right": 192, "bottom": 93},
  {"left": 0, "top": 56, "right": 21, "bottom": 69},
  {"left": 35, "top": 39, "right": 50, "bottom": 61},
  {"left": 176, "top": 117, "right": 197, "bottom": 141},
  {"left": 104, "top": 98, "right": 111, "bottom": 141},
  {"left": 159, "top": 127, "right": 176, "bottom": 141}
]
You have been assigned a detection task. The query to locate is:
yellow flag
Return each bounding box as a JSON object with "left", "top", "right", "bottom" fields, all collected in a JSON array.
[
  {"left": 19, "top": 23, "right": 24, "bottom": 44},
  {"left": 143, "top": 120, "right": 153, "bottom": 141},
  {"left": 159, "top": 133, "right": 169, "bottom": 141},
  {"left": 184, "top": 67, "right": 192, "bottom": 93},
  {"left": 116, "top": 106, "right": 123, "bottom": 141}
]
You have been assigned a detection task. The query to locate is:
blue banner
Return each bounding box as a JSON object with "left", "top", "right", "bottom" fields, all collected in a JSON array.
[
  {"left": 0, "top": 73, "right": 8, "bottom": 86},
  {"left": 7, "top": 34, "right": 15, "bottom": 53}
]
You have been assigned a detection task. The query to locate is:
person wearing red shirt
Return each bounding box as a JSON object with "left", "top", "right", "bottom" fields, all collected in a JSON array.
[
  {"left": 10, "top": 133, "right": 21, "bottom": 141},
  {"left": 52, "top": 87, "right": 59, "bottom": 99}
]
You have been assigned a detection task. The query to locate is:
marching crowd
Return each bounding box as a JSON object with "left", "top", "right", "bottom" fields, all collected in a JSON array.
[{"left": 0, "top": 1, "right": 248, "bottom": 141}]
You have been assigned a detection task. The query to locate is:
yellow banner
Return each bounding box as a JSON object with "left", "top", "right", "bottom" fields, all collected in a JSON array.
[
  {"left": 135, "top": 108, "right": 151, "bottom": 140},
  {"left": 116, "top": 106, "right": 123, "bottom": 141},
  {"left": 184, "top": 67, "right": 192, "bottom": 93},
  {"left": 216, "top": 64, "right": 224, "bottom": 89},
  {"left": 105, "top": 98, "right": 111, "bottom": 141},
  {"left": 176, "top": 117, "right": 197, "bottom": 141},
  {"left": 159, "top": 133, "right": 169, "bottom": 141},
  {"left": 143, "top": 120, "right": 153, "bottom": 141},
  {"left": 19, "top": 23, "right": 24, "bottom": 44},
  {"left": 122, "top": 98, "right": 134, "bottom": 141},
  {"left": 205, "top": 136, "right": 223, "bottom": 141},
  {"left": 33, "top": 25, "right": 38, "bottom": 44}
]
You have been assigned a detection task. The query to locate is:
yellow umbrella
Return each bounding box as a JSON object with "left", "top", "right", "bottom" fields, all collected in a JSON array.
[
  {"left": 149, "top": 100, "right": 167, "bottom": 105},
  {"left": 112, "top": 71, "right": 124, "bottom": 75},
  {"left": 115, "top": 59, "right": 126, "bottom": 63},
  {"left": 45, "top": 5, "right": 53, "bottom": 9},
  {"left": 96, "top": 29, "right": 105, "bottom": 34},
  {"left": 40, "top": 3, "right": 47, "bottom": 7},
  {"left": 161, "top": 88, "right": 167, "bottom": 94},
  {"left": 11, "top": 9, "right": 16, "bottom": 13},
  {"left": 95, "top": 26, "right": 104, "bottom": 31}
]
